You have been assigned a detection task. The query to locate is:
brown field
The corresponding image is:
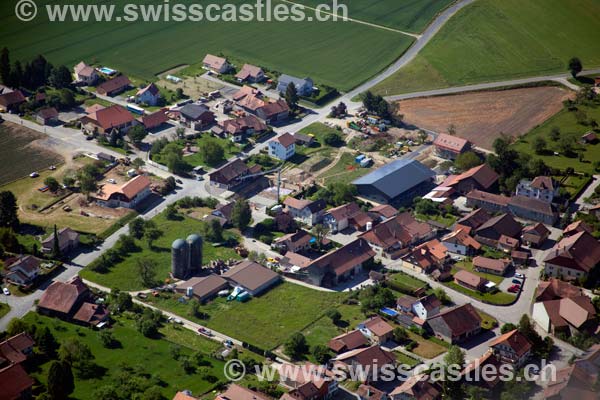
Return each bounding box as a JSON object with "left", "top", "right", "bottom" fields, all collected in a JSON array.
[
  {"left": 0, "top": 122, "right": 64, "bottom": 185},
  {"left": 396, "top": 86, "right": 573, "bottom": 149}
]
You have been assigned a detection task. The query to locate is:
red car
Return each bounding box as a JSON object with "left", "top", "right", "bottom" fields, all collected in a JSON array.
[{"left": 508, "top": 284, "right": 520, "bottom": 293}]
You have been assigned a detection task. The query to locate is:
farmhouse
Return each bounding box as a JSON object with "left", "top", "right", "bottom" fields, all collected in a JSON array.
[
  {"left": 179, "top": 104, "right": 215, "bottom": 130},
  {"left": 357, "top": 385, "right": 387, "bottom": 400},
  {"left": 273, "top": 230, "right": 313, "bottom": 253},
  {"left": 323, "top": 202, "right": 373, "bottom": 233},
  {"left": 353, "top": 159, "right": 435, "bottom": 206},
  {"left": 532, "top": 296, "right": 597, "bottom": 336},
  {"left": 175, "top": 274, "right": 229, "bottom": 303},
  {"left": 277, "top": 75, "right": 314, "bottom": 97},
  {"left": 139, "top": 109, "right": 169, "bottom": 130},
  {"left": 41, "top": 227, "right": 80, "bottom": 254},
  {"left": 358, "top": 316, "right": 394, "bottom": 344},
  {"left": 284, "top": 197, "right": 326, "bottom": 226},
  {"left": 369, "top": 204, "right": 398, "bottom": 221},
  {"left": 515, "top": 176, "right": 558, "bottom": 203},
  {"left": 235, "top": 64, "right": 265, "bottom": 83},
  {"left": 543, "top": 231, "right": 600, "bottom": 280},
  {"left": 256, "top": 99, "right": 290, "bottom": 124},
  {"left": 203, "top": 54, "right": 231, "bottom": 73},
  {"left": 35, "top": 107, "right": 58, "bottom": 125},
  {"left": 473, "top": 256, "right": 510, "bottom": 276},
  {"left": 412, "top": 294, "right": 441, "bottom": 320},
  {"left": 3, "top": 255, "right": 40, "bottom": 287},
  {"left": 389, "top": 374, "right": 441, "bottom": 400},
  {"left": 535, "top": 278, "right": 583, "bottom": 302},
  {"left": 136, "top": 83, "right": 161, "bottom": 106},
  {"left": 427, "top": 303, "right": 482, "bottom": 343},
  {"left": 73, "top": 61, "right": 99, "bottom": 85},
  {"left": 94, "top": 175, "right": 151, "bottom": 208},
  {"left": 0, "top": 363, "right": 35, "bottom": 400},
  {"left": 442, "top": 164, "right": 499, "bottom": 194},
  {"left": 328, "top": 330, "right": 369, "bottom": 353},
  {"left": 508, "top": 195, "right": 558, "bottom": 225},
  {"left": 488, "top": 329, "right": 532, "bottom": 367},
  {"left": 96, "top": 74, "right": 131, "bottom": 96},
  {"left": 466, "top": 190, "right": 510, "bottom": 213},
  {"left": 455, "top": 208, "right": 491, "bottom": 230},
  {"left": 333, "top": 346, "right": 396, "bottom": 382},
  {"left": 0, "top": 90, "right": 26, "bottom": 112},
  {"left": 305, "top": 238, "right": 375, "bottom": 287},
  {"left": 433, "top": 133, "right": 471, "bottom": 159},
  {"left": 473, "top": 213, "right": 521, "bottom": 247},
  {"left": 453, "top": 269, "right": 488, "bottom": 291},
  {"left": 81, "top": 104, "right": 136, "bottom": 134},
  {"left": 543, "top": 345, "right": 600, "bottom": 399},
  {"left": 269, "top": 132, "right": 296, "bottom": 160},
  {"left": 222, "top": 260, "right": 281, "bottom": 296},
  {"left": 521, "top": 223, "right": 550, "bottom": 247},
  {"left": 441, "top": 228, "right": 481, "bottom": 256},
  {"left": 400, "top": 239, "right": 448, "bottom": 274},
  {"left": 208, "top": 158, "right": 257, "bottom": 190},
  {"left": 563, "top": 220, "right": 592, "bottom": 237},
  {"left": 220, "top": 114, "right": 267, "bottom": 142}
]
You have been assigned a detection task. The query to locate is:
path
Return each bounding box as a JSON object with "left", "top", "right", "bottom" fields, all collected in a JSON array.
[{"left": 573, "top": 174, "right": 600, "bottom": 211}]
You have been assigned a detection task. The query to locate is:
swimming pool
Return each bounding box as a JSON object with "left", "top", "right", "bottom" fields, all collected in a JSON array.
[
  {"left": 99, "top": 67, "right": 117, "bottom": 75},
  {"left": 380, "top": 307, "right": 398, "bottom": 317}
]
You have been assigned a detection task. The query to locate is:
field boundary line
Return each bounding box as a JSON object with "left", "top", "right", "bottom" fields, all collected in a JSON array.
[{"left": 278, "top": 0, "right": 421, "bottom": 38}]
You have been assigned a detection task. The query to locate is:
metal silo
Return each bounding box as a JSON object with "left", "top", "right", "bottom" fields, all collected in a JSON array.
[
  {"left": 171, "top": 238, "right": 188, "bottom": 279},
  {"left": 186, "top": 233, "right": 203, "bottom": 274}
]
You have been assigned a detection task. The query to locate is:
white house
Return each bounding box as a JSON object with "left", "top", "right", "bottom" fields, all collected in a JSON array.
[
  {"left": 136, "top": 83, "right": 161, "bottom": 106},
  {"left": 411, "top": 294, "right": 441, "bottom": 320},
  {"left": 73, "top": 61, "right": 99, "bottom": 85},
  {"left": 268, "top": 132, "right": 296, "bottom": 160},
  {"left": 4, "top": 255, "right": 40, "bottom": 287},
  {"left": 94, "top": 175, "right": 152, "bottom": 208},
  {"left": 283, "top": 197, "right": 326, "bottom": 226},
  {"left": 515, "top": 176, "right": 558, "bottom": 203},
  {"left": 277, "top": 75, "right": 314, "bottom": 96},
  {"left": 202, "top": 54, "right": 231, "bottom": 74}
]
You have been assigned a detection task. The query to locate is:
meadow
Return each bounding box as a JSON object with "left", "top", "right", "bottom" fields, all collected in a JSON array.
[
  {"left": 0, "top": 0, "right": 414, "bottom": 91},
  {"left": 372, "top": 0, "right": 600, "bottom": 95},
  {"left": 294, "top": 0, "right": 454, "bottom": 33}
]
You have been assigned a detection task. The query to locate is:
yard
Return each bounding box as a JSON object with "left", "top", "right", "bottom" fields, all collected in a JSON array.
[
  {"left": 80, "top": 211, "right": 241, "bottom": 291},
  {"left": 142, "top": 282, "right": 348, "bottom": 350},
  {"left": 22, "top": 312, "right": 227, "bottom": 400},
  {"left": 512, "top": 104, "right": 600, "bottom": 175},
  {"left": 452, "top": 260, "right": 504, "bottom": 285},
  {"left": 0, "top": 0, "right": 414, "bottom": 91},
  {"left": 387, "top": 271, "right": 429, "bottom": 294},
  {"left": 372, "top": 0, "right": 600, "bottom": 95},
  {"left": 444, "top": 282, "right": 516, "bottom": 306},
  {"left": 318, "top": 153, "right": 374, "bottom": 185}
]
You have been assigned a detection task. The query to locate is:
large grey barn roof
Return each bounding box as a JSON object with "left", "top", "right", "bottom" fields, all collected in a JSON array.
[{"left": 352, "top": 159, "right": 434, "bottom": 199}]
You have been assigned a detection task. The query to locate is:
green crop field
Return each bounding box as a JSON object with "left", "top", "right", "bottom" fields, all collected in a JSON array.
[
  {"left": 294, "top": 0, "right": 454, "bottom": 33},
  {"left": 0, "top": 0, "right": 415, "bottom": 91},
  {"left": 372, "top": 0, "right": 600, "bottom": 95}
]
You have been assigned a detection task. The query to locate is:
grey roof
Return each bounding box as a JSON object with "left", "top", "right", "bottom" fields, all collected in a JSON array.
[
  {"left": 353, "top": 159, "right": 435, "bottom": 199},
  {"left": 278, "top": 74, "right": 312, "bottom": 88},
  {"left": 180, "top": 103, "right": 211, "bottom": 120}
]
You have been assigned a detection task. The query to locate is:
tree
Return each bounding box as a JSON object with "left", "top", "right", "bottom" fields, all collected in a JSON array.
[
  {"left": 501, "top": 323, "right": 518, "bottom": 334},
  {"left": 175, "top": 88, "right": 184, "bottom": 99},
  {"left": 78, "top": 173, "right": 97, "bottom": 197},
  {"left": 444, "top": 345, "right": 465, "bottom": 367},
  {"left": 454, "top": 151, "right": 482, "bottom": 171},
  {"left": 447, "top": 124, "right": 457, "bottom": 136},
  {"left": 549, "top": 126, "right": 561, "bottom": 141},
  {"left": 165, "top": 204, "right": 178, "bottom": 220},
  {"left": 0, "top": 47, "right": 10, "bottom": 85},
  {"left": 127, "top": 125, "right": 148, "bottom": 147},
  {"left": 323, "top": 132, "right": 343, "bottom": 147},
  {"left": 443, "top": 345, "right": 465, "bottom": 399},
  {"left": 284, "top": 82, "right": 299, "bottom": 110},
  {"left": 98, "top": 330, "right": 117, "bottom": 348},
  {"left": 129, "top": 217, "right": 146, "bottom": 239},
  {"left": 35, "top": 326, "right": 58, "bottom": 356},
  {"left": 6, "top": 318, "right": 31, "bottom": 337},
  {"left": 311, "top": 224, "right": 330, "bottom": 249},
  {"left": 284, "top": 332, "right": 308, "bottom": 360},
  {"left": 531, "top": 136, "right": 546, "bottom": 155},
  {"left": 51, "top": 224, "right": 61, "bottom": 258},
  {"left": 559, "top": 136, "right": 574, "bottom": 156},
  {"left": 143, "top": 222, "right": 162, "bottom": 248},
  {"left": 311, "top": 345, "right": 331, "bottom": 364},
  {"left": 62, "top": 176, "right": 75, "bottom": 188},
  {"left": 50, "top": 65, "right": 72, "bottom": 89},
  {"left": 393, "top": 327, "right": 408, "bottom": 343},
  {"left": 132, "top": 157, "right": 145, "bottom": 168},
  {"left": 43, "top": 176, "right": 60, "bottom": 193},
  {"left": 0, "top": 191, "right": 19, "bottom": 229},
  {"left": 47, "top": 361, "right": 74, "bottom": 400},
  {"left": 326, "top": 309, "right": 342, "bottom": 325},
  {"left": 137, "top": 258, "right": 157, "bottom": 287},
  {"left": 9, "top": 60, "right": 23, "bottom": 89},
  {"left": 568, "top": 57, "right": 583, "bottom": 79},
  {"left": 231, "top": 199, "right": 252, "bottom": 231}
]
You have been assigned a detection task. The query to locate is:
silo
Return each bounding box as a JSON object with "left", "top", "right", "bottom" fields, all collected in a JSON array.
[
  {"left": 186, "top": 233, "right": 203, "bottom": 274},
  {"left": 171, "top": 238, "right": 188, "bottom": 279}
]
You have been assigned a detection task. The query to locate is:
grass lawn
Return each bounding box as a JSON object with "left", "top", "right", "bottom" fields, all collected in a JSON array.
[
  {"left": 394, "top": 351, "right": 420, "bottom": 368},
  {"left": 372, "top": 0, "right": 600, "bottom": 95},
  {"left": 452, "top": 261, "right": 504, "bottom": 285},
  {"left": 294, "top": 123, "right": 347, "bottom": 157},
  {"left": 512, "top": 104, "right": 600, "bottom": 175},
  {"left": 476, "top": 309, "right": 499, "bottom": 331},
  {"left": 22, "top": 312, "right": 226, "bottom": 400},
  {"left": 445, "top": 282, "right": 516, "bottom": 306},
  {"left": 80, "top": 212, "right": 241, "bottom": 291},
  {"left": 142, "top": 282, "right": 348, "bottom": 350},
  {"left": 387, "top": 271, "right": 428, "bottom": 292},
  {"left": 183, "top": 135, "right": 241, "bottom": 168},
  {"left": 295, "top": 0, "right": 454, "bottom": 33},
  {"left": 302, "top": 304, "right": 365, "bottom": 350},
  {"left": 319, "top": 153, "right": 373, "bottom": 185},
  {"left": 406, "top": 332, "right": 447, "bottom": 359},
  {"left": 0, "top": 303, "right": 10, "bottom": 319},
  {"left": 415, "top": 213, "right": 457, "bottom": 228},
  {"left": 0, "top": 0, "right": 413, "bottom": 91}
]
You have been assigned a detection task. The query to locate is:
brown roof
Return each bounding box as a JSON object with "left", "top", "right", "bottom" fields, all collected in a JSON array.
[
  {"left": 396, "top": 295, "right": 418, "bottom": 309},
  {"left": 0, "top": 90, "right": 26, "bottom": 107},
  {"left": 360, "top": 212, "right": 432, "bottom": 249},
  {"left": 97, "top": 74, "right": 131, "bottom": 94},
  {"left": 308, "top": 238, "right": 375, "bottom": 276},
  {"left": 216, "top": 384, "right": 270, "bottom": 400},
  {"left": 456, "top": 208, "right": 491, "bottom": 229},
  {"left": 522, "top": 222, "right": 550, "bottom": 238},
  {"left": 328, "top": 330, "right": 368, "bottom": 353},
  {"left": 454, "top": 269, "right": 488, "bottom": 288},
  {"left": 327, "top": 202, "right": 361, "bottom": 221},
  {"left": 335, "top": 345, "right": 395, "bottom": 367},
  {"left": 74, "top": 61, "right": 96, "bottom": 77},
  {"left": 509, "top": 195, "right": 556, "bottom": 216},
  {"left": 418, "top": 294, "right": 442, "bottom": 313},
  {"left": 235, "top": 64, "right": 263, "bottom": 80},
  {"left": 498, "top": 234, "right": 519, "bottom": 249},
  {"left": 6, "top": 255, "right": 40, "bottom": 274},
  {"left": 433, "top": 133, "right": 469, "bottom": 153},
  {"left": 41, "top": 227, "right": 79, "bottom": 248},
  {"left": 441, "top": 228, "right": 481, "bottom": 250},
  {"left": 429, "top": 303, "right": 482, "bottom": 337},
  {"left": 37, "top": 276, "right": 88, "bottom": 314},
  {"left": 177, "top": 274, "right": 229, "bottom": 298},
  {"left": 85, "top": 103, "right": 105, "bottom": 114},
  {"left": 85, "top": 104, "right": 135, "bottom": 130},
  {"left": 173, "top": 391, "right": 199, "bottom": 400},
  {"left": 447, "top": 164, "right": 498, "bottom": 190},
  {"left": 283, "top": 197, "right": 323, "bottom": 212},
  {"left": 390, "top": 374, "right": 441, "bottom": 400},
  {"left": 489, "top": 329, "right": 532, "bottom": 357},
  {"left": 221, "top": 114, "right": 267, "bottom": 135},
  {"left": 258, "top": 99, "right": 289, "bottom": 118},
  {"left": 356, "top": 385, "right": 386, "bottom": 400},
  {"left": 0, "top": 363, "right": 34, "bottom": 400},
  {"left": 222, "top": 260, "right": 279, "bottom": 292},
  {"left": 466, "top": 189, "right": 510, "bottom": 207},
  {"left": 141, "top": 109, "right": 169, "bottom": 129},
  {"left": 275, "top": 230, "right": 312, "bottom": 248},
  {"left": 535, "top": 278, "right": 583, "bottom": 302},
  {"left": 203, "top": 54, "right": 228, "bottom": 71},
  {"left": 530, "top": 176, "right": 555, "bottom": 191},
  {"left": 273, "top": 132, "right": 296, "bottom": 148},
  {"left": 564, "top": 220, "right": 593, "bottom": 236},
  {"left": 403, "top": 239, "right": 448, "bottom": 270},
  {"left": 136, "top": 83, "right": 160, "bottom": 97},
  {"left": 237, "top": 94, "right": 266, "bottom": 111},
  {"left": 363, "top": 316, "right": 393, "bottom": 337},
  {"left": 475, "top": 213, "right": 522, "bottom": 239},
  {"left": 559, "top": 296, "right": 596, "bottom": 328},
  {"left": 543, "top": 231, "right": 600, "bottom": 273},
  {"left": 37, "top": 107, "right": 58, "bottom": 119},
  {"left": 121, "top": 175, "right": 151, "bottom": 198},
  {"left": 72, "top": 302, "right": 109, "bottom": 326},
  {"left": 232, "top": 85, "right": 262, "bottom": 102},
  {"left": 0, "top": 333, "right": 34, "bottom": 364},
  {"left": 369, "top": 204, "right": 397, "bottom": 219},
  {"left": 209, "top": 158, "right": 250, "bottom": 185}
]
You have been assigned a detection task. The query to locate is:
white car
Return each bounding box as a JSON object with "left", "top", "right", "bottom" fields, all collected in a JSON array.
[
  {"left": 29, "top": 172, "right": 39, "bottom": 178},
  {"left": 2, "top": 287, "right": 10, "bottom": 295},
  {"left": 107, "top": 178, "right": 116, "bottom": 184},
  {"left": 514, "top": 273, "right": 525, "bottom": 279}
]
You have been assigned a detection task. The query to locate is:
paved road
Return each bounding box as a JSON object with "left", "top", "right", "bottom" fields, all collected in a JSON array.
[
  {"left": 385, "top": 68, "right": 600, "bottom": 101},
  {"left": 574, "top": 174, "right": 600, "bottom": 211}
]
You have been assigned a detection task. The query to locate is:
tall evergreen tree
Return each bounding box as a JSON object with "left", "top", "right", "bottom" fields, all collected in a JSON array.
[
  {"left": 46, "top": 361, "right": 74, "bottom": 400},
  {"left": 0, "top": 191, "right": 19, "bottom": 229},
  {"left": 52, "top": 224, "right": 61, "bottom": 258},
  {"left": 284, "top": 82, "right": 299, "bottom": 110}
]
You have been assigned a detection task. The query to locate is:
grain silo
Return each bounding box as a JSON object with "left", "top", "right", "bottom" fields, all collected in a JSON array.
[
  {"left": 186, "top": 233, "right": 203, "bottom": 274},
  {"left": 171, "top": 238, "right": 188, "bottom": 279}
]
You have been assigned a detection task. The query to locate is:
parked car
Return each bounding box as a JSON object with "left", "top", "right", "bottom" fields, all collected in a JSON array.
[
  {"left": 2, "top": 287, "right": 10, "bottom": 295},
  {"left": 224, "top": 339, "right": 233, "bottom": 348},
  {"left": 512, "top": 279, "right": 522, "bottom": 284},
  {"left": 175, "top": 179, "right": 183, "bottom": 184},
  {"left": 29, "top": 172, "right": 39, "bottom": 178},
  {"left": 508, "top": 285, "right": 520, "bottom": 293},
  {"left": 107, "top": 178, "right": 116, "bottom": 184},
  {"left": 514, "top": 273, "right": 525, "bottom": 279},
  {"left": 198, "top": 327, "right": 213, "bottom": 336}
]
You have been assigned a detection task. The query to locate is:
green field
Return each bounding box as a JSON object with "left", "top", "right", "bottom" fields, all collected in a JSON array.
[
  {"left": 142, "top": 282, "right": 347, "bottom": 350},
  {"left": 0, "top": 0, "right": 414, "bottom": 91},
  {"left": 512, "top": 104, "right": 600, "bottom": 175},
  {"left": 445, "top": 282, "right": 516, "bottom": 305},
  {"left": 320, "top": 153, "right": 373, "bottom": 185},
  {"left": 0, "top": 303, "right": 10, "bottom": 319},
  {"left": 452, "top": 261, "right": 504, "bottom": 285},
  {"left": 22, "top": 312, "right": 226, "bottom": 399},
  {"left": 295, "top": 0, "right": 454, "bottom": 33},
  {"left": 372, "top": 0, "right": 600, "bottom": 95},
  {"left": 80, "top": 212, "right": 241, "bottom": 291}
]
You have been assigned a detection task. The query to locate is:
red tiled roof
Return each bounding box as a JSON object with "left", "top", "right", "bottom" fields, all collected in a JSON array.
[
  {"left": 72, "top": 302, "right": 109, "bottom": 326},
  {"left": 136, "top": 83, "right": 160, "bottom": 97},
  {"left": 140, "top": 109, "right": 169, "bottom": 129},
  {"left": 85, "top": 104, "right": 135, "bottom": 130},
  {"left": 37, "top": 107, "right": 58, "bottom": 119},
  {"left": 0, "top": 363, "right": 34, "bottom": 399},
  {"left": 0, "top": 90, "right": 26, "bottom": 107},
  {"left": 216, "top": 384, "right": 269, "bottom": 400},
  {"left": 0, "top": 333, "right": 34, "bottom": 364},
  {"left": 273, "top": 132, "right": 296, "bottom": 148},
  {"left": 203, "top": 54, "right": 228, "bottom": 71},
  {"left": 222, "top": 260, "right": 279, "bottom": 292},
  {"left": 390, "top": 374, "right": 441, "bottom": 400},
  {"left": 433, "top": 133, "right": 469, "bottom": 153},
  {"left": 258, "top": 99, "right": 289, "bottom": 118},
  {"left": 535, "top": 278, "right": 583, "bottom": 301},
  {"left": 466, "top": 189, "right": 510, "bottom": 206},
  {"left": 544, "top": 231, "right": 600, "bottom": 273},
  {"left": 37, "top": 276, "right": 88, "bottom": 314},
  {"left": 369, "top": 204, "right": 397, "bottom": 219},
  {"left": 309, "top": 238, "right": 375, "bottom": 276},
  {"left": 328, "top": 330, "right": 368, "bottom": 352},
  {"left": 235, "top": 64, "right": 263, "bottom": 80},
  {"left": 429, "top": 304, "right": 482, "bottom": 337},
  {"left": 530, "top": 176, "right": 555, "bottom": 191},
  {"left": 473, "top": 256, "right": 509, "bottom": 273},
  {"left": 454, "top": 269, "right": 488, "bottom": 288},
  {"left": 447, "top": 164, "right": 498, "bottom": 190},
  {"left": 363, "top": 316, "right": 393, "bottom": 337},
  {"left": 488, "top": 329, "right": 532, "bottom": 357},
  {"left": 97, "top": 74, "right": 131, "bottom": 94}
]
